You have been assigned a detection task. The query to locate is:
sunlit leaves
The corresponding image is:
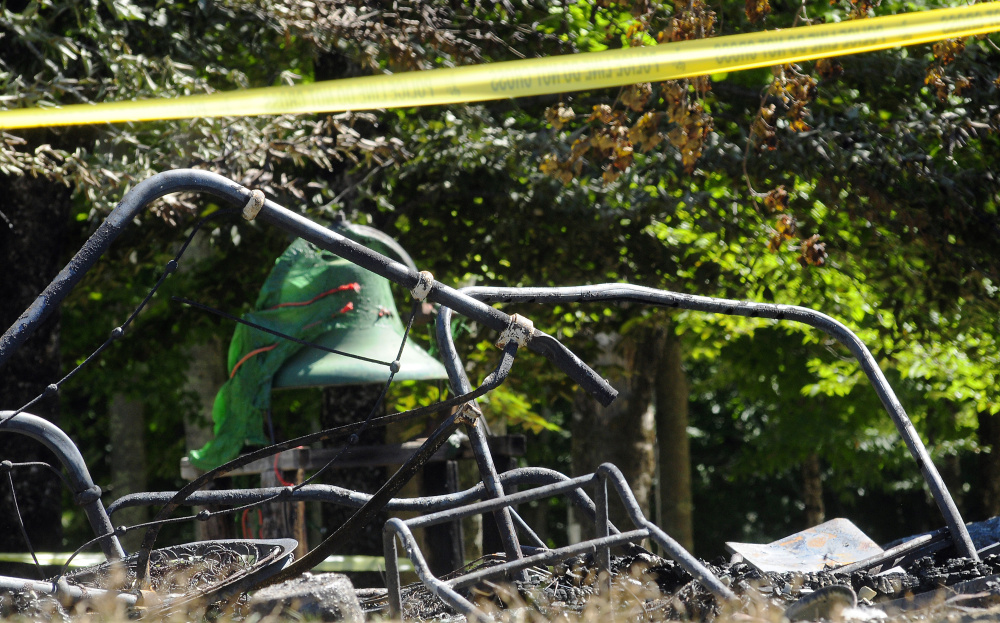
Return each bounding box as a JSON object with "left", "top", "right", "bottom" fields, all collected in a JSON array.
[
  {"left": 933, "top": 38, "right": 967, "bottom": 65},
  {"left": 479, "top": 386, "right": 564, "bottom": 434},
  {"left": 538, "top": 0, "right": 718, "bottom": 186},
  {"left": 801, "top": 357, "right": 863, "bottom": 397},
  {"left": 629, "top": 111, "right": 665, "bottom": 152},
  {"left": 621, "top": 82, "right": 653, "bottom": 111},
  {"left": 750, "top": 104, "right": 778, "bottom": 151},
  {"left": 667, "top": 0, "right": 716, "bottom": 42},
  {"left": 925, "top": 38, "right": 969, "bottom": 101},
  {"left": 838, "top": 0, "right": 881, "bottom": 20},
  {"left": 767, "top": 214, "right": 797, "bottom": 252},
  {"left": 816, "top": 58, "right": 844, "bottom": 80}
]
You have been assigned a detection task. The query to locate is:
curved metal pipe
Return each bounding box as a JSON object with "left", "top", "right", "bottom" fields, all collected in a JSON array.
[
  {"left": 108, "top": 466, "right": 604, "bottom": 527},
  {"left": 434, "top": 304, "right": 524, "bottom": 568},
  {"left": 597, "top": 463, "right": 735, "bottom": 601},
  {"left": 0, "top": 170, "right": 615, "bottom": 405},
  {"left": 446, "top": 284, "right": 977, "bottom": 560},
  {"left": 0, "top": 170, "right": 251, "bottom": 369},
  {"left": 337, "top": 221, "right": 418, "bottom": 272},
  {"left": 384, "top": 518, "right": 487, "bottom": 622},
  {"left": 0, "top": 412, "right": 124, "bottom": 560}
]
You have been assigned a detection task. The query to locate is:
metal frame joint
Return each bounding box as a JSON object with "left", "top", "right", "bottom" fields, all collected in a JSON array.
[{"left": 495, "top": 313, "right": 534, "bottom": 349}]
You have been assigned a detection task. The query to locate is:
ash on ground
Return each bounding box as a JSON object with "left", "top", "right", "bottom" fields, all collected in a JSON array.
[{"left": 359, "top": 547, "right": 1000, "bottom": 622}]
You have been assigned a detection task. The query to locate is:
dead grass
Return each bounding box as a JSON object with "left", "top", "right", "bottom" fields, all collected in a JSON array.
[{"left": 4, "top": 565, "right": 1000, "bottom": 623}]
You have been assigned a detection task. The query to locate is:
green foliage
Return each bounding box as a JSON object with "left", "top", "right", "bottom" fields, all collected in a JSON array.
[{"left": 3, "top": 0, "right": 999, "bottom": 549}]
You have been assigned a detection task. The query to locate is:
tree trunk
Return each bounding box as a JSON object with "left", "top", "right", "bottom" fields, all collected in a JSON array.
[
  {"left": 655, "top": 331, "right": 694, "bottom": 552},
  {"left": 109, "top": 393, "right": 147, "bottom": 552},
  {"left": 0, "top": 172, "right": 70, "bottom": 573},
  {"left": 802, "top": 452, "right": 825, "bottom": 527},
  {"left": 978, "top": 410, "right": 1000, "bottom": 517},
  {"left": 178, "top": 232, "right": 234, "bottom": 541},
  {"left": 572, "top": 330, "right": 658, "bottom": 532}
]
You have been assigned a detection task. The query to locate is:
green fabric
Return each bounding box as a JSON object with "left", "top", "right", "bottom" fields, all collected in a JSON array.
[{"left": 188, "top": 239, "right": 362, "bottom": 470}]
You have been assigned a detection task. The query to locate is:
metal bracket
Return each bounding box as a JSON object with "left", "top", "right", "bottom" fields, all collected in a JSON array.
[
  {"left": 455, "top": 402, "right": 482, "bottom": 426},
  {"left": 410, "top": 270, "right": 434, "bottom": 301},
  {"left": 242, "top": 189, "right": 265, "bottom": 221},
  {"left": 495, "top": 313, "right": 534, "bottom": 349}
]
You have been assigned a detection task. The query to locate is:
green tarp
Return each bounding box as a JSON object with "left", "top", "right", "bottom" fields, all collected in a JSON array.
[{"left": 188, "top": 239, "right": 362, "bottom": 470}]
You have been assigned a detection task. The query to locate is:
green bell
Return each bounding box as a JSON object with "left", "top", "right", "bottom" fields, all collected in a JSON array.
[
  {"left": 270, "top": 232, "right": 448, "bottom": 389},
  {"left": 189, "top": 230, "right": 447, "bottom": 470}
]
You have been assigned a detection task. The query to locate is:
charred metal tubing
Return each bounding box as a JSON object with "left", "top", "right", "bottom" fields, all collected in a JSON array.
[
  {"left": 257, "top": 343, "right": 519, "bottom": 586},
  {"left": 0, "top": 167, "right": 604, "bottom": 564},
  {"left": 0, "top": 575, "right": 139, "bottom": 606},
  {"left": 109, "top": 466, "right": 605, "bottom": 533},
  {"left": 384, "top": 519, "right": 487, "bottom": 623},
  {"left": 338, "top": 221, "right": 418, "bottom": 272},
  {"left": 134, "top": 342, "right": 520, "bottom": 589},
  {"left": 0, "top": 169, "right": 615, "bottom": 407},
  {"left": 832, "top": 531, "right": 946, "bottom": 576},
  {"left": 436, "top": 306, "right": 524, "bottom": 574},
  {"left": 265, "top": 404, "right": 467, "bottom": 586},
  {"left": 254, "top": 199, "right": 616, "bottom": 407},
  {"left": 383, "top": 467, "right": 735, "bottom": 618},
  {"left": 435, "top": 305, "right": 481, "bottom": 398},
  {"left": 595, "top": 474, "right": 611, "bottom": 594},
  {"left": 454, "top": 284, "right": 978, "bottom": 561},
  {"left": 509, "top": 508, "right": 548, "bottom": 549},
  {"left": 0, "top": 171, "right": 245, "bottom": 370},
  {"left": 384, "top": 521, "right": 656, "bottom": 621},
  {"left": 466, "top": 426, "right": 524, "bottom": 571},
  {"left": 400, "top": 472, "right": 593, "bottom": 528},
  {"left": 596, "top": 463, "right": 734, "bottom": 599},
  {"left": 401, "top": 467, "right": 730, "bottom": 599},
  {"left": 452, "top": 530, "right": 651, "bottom": 592},
  {"left": 0, "top": 411, "right": 124, "bottom": 560}
]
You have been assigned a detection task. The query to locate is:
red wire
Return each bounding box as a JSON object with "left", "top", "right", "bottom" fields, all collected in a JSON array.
[
  {"left": 228, "top": 343, "right": 277, "bottom": 379},
  {"left": 273, "top": 453, "right": 295, "bottom": 487},
  {"left": 267, "top": 283, "right": 360, "bottom": 310},
  {"left": 241, "top": 508, "right": 264, "bottom": 538},
  {"left": 241, "top": 508, "right": 251, "bottom": 538}
]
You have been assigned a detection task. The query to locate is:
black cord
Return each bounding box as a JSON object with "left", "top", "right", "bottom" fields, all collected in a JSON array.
[
  {"left": 298, "top": 298, "right": 420, "bottom": 488},
  {"left": 6, "top": 471, "right": 43, "bottom": 579},
  {"left": 172, "top": 297, "right": 393, "bottom": 367},
  {"left": 0, "top": 208, "right": 240, "bottom": 427}
]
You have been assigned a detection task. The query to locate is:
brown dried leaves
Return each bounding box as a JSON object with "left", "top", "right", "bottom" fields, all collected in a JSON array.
[
  {"left": 750, "top": 65, "right": 817, "bottom": 152},
  {"left": 539, "top": 0, "right": 718, "bottom": 185},
  {"left": 745, "top": 0, "right": 771, "bottom": 24},
  {"left": 926, "top": 38, "right": 969, "bottom": 101}
]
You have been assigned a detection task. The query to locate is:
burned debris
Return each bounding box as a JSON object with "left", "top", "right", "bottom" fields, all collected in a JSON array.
[{"left": 1, "top": 170, "right": 998, "bottom": 622}]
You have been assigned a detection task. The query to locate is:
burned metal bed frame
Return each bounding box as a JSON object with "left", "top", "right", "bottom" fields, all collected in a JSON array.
[
  {"left": 0, "top": 169, "right": 978, "bottom": 618},
  {"left": 382, "top": 462, "right": 735, "bottom": 621}
]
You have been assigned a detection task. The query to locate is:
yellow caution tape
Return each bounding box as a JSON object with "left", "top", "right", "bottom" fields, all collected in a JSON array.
[{"left": 1, "top": 3, "right": 998, "bottom": 129}]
